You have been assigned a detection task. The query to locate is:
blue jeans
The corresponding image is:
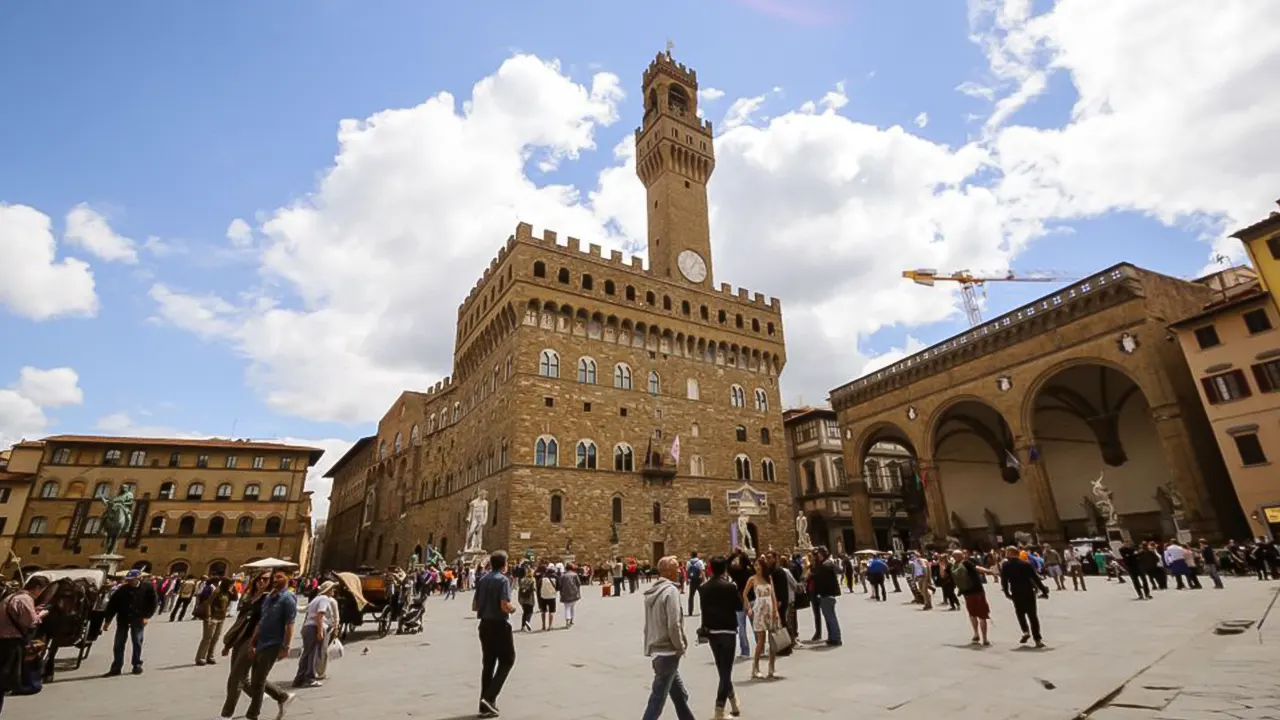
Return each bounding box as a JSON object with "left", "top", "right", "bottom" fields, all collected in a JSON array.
[
  {"left": 735, "top": 610, "right": 751, "bottom": 656},
  {"left": 817, "top": 596, "right": 841, "bottom": 644},
  {"left": 110, "top": 620, "right": 145, "bottom": 671},
  {"left": 642, "top": 654, "right": 697, "bottom": 720}
]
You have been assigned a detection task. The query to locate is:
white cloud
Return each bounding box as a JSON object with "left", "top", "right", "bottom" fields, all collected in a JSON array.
[
  {"left": 956, "top": 81, "right": 995, "bottom": 101},
  {"left": 0, "top": 367, "right": 84, "bottom": 448},
  {"left": 226, "top": 218, "right": 254, "bottom": 247},
  {"left": 0, "top": 203, "right": 99, "bottom": 320},
  {"left": 64, "top": 203, "right": 138, "bottom": 263},
  {"left": 722, "top": 94, "right": 768, "bottom": 130},
  {"left": 698, "top": 87, "right": 725, "bottom": 102},
  {"left": 914, "top": 112, "right": 929, "bottom": 128},
  {"left": 861, "top": 336, "right": 929, "bottom": 375}
]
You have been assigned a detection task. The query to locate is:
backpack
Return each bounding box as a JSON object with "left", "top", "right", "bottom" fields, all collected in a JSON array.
[
  {"left": 688, "top": 560, "right": 703, "bottom": 581},
  {"left": 951, "top": 562, "right": 972, "bottom": 594},
  {"left": 540, "top": 576, "right": 556, "bottom": 597}
]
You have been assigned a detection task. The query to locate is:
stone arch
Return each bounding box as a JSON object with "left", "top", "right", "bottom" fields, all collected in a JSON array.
[
  {"left": 1018, "top": 356, "right": 1164, "bottom": 450},
  {"left": 930, "top": 397, "right": 1029, "bottom": 541}
]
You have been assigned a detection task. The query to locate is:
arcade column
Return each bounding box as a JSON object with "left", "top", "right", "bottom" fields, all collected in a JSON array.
[
  {"left": 1151, "top": 404, "right": 1217, "bottom": 538},
  {"left": 848, "top": 476, "right": 877, "bottom": 551},
  {"left": 917, "top": 459, "right": 952, "bottom": 539},
  {"left": 1018, "top": 440, "right": 1064, "bottom": 544}
]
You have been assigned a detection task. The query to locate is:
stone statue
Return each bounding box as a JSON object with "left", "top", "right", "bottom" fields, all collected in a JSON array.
[
  {"left": 409, "top": 551, "right": 420, "bottom": 567},
  {"left": 736, "top": 511, "right": 754, "bottom": 554},
  {"left": 1091, "top": 472, "right": 1119, "bottom": 527},
  {"left": 795, "top": 511, "right": 812, "bottom": 550},
  {"left": 100, "top": 485, "right": 135, "bottom": 556},
  {"left": 1163, "top": 481, "right": 1185, "bottom": 516},
  {"left": 464, "top": 489, "right": 488, "bottom": 553}
]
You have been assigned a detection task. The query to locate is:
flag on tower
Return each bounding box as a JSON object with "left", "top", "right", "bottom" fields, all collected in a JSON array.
[{"left": 671, "top": 435, "right": 681, "bottom": 464}]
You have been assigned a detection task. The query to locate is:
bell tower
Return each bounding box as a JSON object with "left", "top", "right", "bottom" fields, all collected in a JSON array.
[{"left": 635, "top": 48, "right": 716, "bottom": 287}]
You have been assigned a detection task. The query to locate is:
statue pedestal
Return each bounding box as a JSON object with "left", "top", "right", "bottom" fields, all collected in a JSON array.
[
  {"left": 1105, "top": 525, "right": 1131, "bottom": 552},
  {"left": 459, "top": 548, "right": 488, "bottom": 570},
  {"left": 89, "top": 553, "right": 125, "bottom": 576}
]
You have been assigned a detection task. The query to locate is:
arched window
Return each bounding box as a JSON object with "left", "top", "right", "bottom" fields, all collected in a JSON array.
[
  {"left": 767, "top": 322, "right": 775, "bottom": 336},
  {"left": 611, "top": 496, "right": 623, "bottom": 523},
  {"left": 668, "top": 83, "right": 689, "bottom": 112},
  {"left": 500, "top": 439, "right": 509, "bottom": 467},
  {"left": 645, "top": 291, "right": 656, "bottom": 306},
  {"left": 216, "top": 483, "right": 232, "bottom": 500},
  {"left": 754, "top": 388, "right": 768, "bottom": 412},
  {"left": 159, "top": 482, "right": 175, "bottom": 500},
  {"left": 604, "top": 279, "right": 616, "bottom": 295},
  {"left": 186, "top": 482, "right": 204, "bottom": 500},
  {"left": 539, "top": 349, "right": 560, "bottom": 378},
  {"left": 614, "top": 363, "right": 632, "bottom": 389},
  {"left": 51, "top": 447, "right": 72, "bottom": 464},
  {"left": 39, "top": 481, "right": 58, "bottom": 499},
  {"left": 272, "top": 484, "right": 288, "bottom": 500},
  {"left": 148, "top": 516, "right": 165, "bottom": 535},
  {"left": 178, "top": 515, "right": 196, "bottom": 535},
  {"left": 700, "top": 305, "right": 709, "bottom": 320},
  {"left": 577, "top": 357, "right": 597, "bottom": 384},
  {"left": 453, "top": 402, "right": 461, "bottom": 423},
  {"left": 428, "top": 416, "right": 436, "bottom": 433},
  {"left": 575, "top": 440, "right": 597, "bottom": 469},
  {"left": 625, "top": 285, "right": 636, "bottom": 301},
  {"left": 378, "top": 440, "right": 387, "bottom": 460},
  {"left": 411, "top": 425, "right": 420, "bottom": 445},
  {"left": 84, "top": 516, "right": 102, "bottom": 536},
  {"left": 691, "top": 422, "right": 700, "bottom": 438},
  {"left": 557, "top": 268, "right": 570, "bottom": 284},
  {"left": 648, "top": 371, "right": 661, "bottom": 395},
  {"left": 533, "top": 261, "right": 546, "bottom": 278},
  {"left": 735, "top": 314, "right": 744, "bottom": 329},
  {"left": 735, "top": 455, "right": 752, "bottom": 481},
  {"left": 265, "top": 516, "right": 283, "bottom": 535},
  {"left": 762, "top": 459, "right": 776, "bottom": 483},
  {"left": 439, "top": 410, "right": 447, "bottom": 428},
  {"left": 809, "top": 461, "right": 822, "bottom": 493},
  {"left": 236, "top": 516, "right": 252, "bottom": 535},
  {"left": 752, "top": 318, "right": 760, "bottom": 332},
  {"left": 27, "top": 516, "right": 48, "bottom": 535},
  {"left": 535, "top": 437, "right": 559, "bottom": 467},
  {"left": 244, "top": 484, "right": 260, "bottom": 501},
  {"left": 128, "top": 450, "right": 147, "bottom": 466},
  {"left": 103, "top": 449, "right": 122, "bottom": 465},
  {"left": 652, "top": 502, "right": 662, "bottom": 524},
  {"left": 681, "top": 300, "right": 690, "bottom": 315},
  {"left": 550, "top": 494, "right": 563, "bottom": 524},
  {"left": 686, "top": 378, "right": 699, "bottom": 400},
  {"left": 760, "top": 428, "right": 771, "bottom": 444},
  {"left": 690, "top": 456, "right": 705, "bottom": 476},
  {"left": 663, "top": 295, "right": 672, "bottom": 311},
  {"left": 394, "top": 432, "right": 403, "bottom": 454},
  {"left": 208, "top": 516, "right": 225, "bottom": 535},
  {"left": 614, "top": 444, "right": 634, "bottom": 472},
  {"left": 730, "top": 385, "right": 746, "bottom": 408},
  {"left": 92, "top": 482, "right": 112, "bottom": 499},
  {"left": 582, "top": 274, "right": 594, "bottom": 291},
  {"left": 735, "top": 425, "right": 747, "bottom": 442}
]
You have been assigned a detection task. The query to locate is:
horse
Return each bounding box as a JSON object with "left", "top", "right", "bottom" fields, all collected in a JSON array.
[{"left": 35, "top": 576, "right": 102, "bottom": 681}]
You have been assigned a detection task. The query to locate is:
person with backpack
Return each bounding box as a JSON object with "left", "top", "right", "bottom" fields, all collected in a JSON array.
[
  {"left": 951, "top": 550, "right": 996, "bottom": 646},
  {"left": 686, "top": 552, "right": 706, "bottom": 616},
  {"left": 866, "top": 555, "right": 888, "bottom": 601},
  {"left": 537, "top": 566, "right": 559, "bottom": 631}
]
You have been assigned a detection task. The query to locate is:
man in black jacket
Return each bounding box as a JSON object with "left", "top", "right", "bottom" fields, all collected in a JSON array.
[
  {"left": 811, "top": 546, "right": 842, "bottom": 646},
  {"left": 103, "top": 569, "right": 159, "bottom": 676},
  {"left": 1120, "top": 543, "right": 1151, "bottom": 599},
  {"left": 698, "top": 557, "right": 742, "bottom": 719},
  {"left": 999, "top": 547, "right": 1049, "bottom": 648}
]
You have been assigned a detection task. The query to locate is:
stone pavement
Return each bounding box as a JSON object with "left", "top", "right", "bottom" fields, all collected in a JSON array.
[{"left": 20, "top": 577, "right": 1280, "bottom": 720}]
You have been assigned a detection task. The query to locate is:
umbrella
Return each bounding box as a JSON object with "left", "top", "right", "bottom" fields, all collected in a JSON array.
[{"left": 241, "top": 557, "right": 299, "bottom": 570}]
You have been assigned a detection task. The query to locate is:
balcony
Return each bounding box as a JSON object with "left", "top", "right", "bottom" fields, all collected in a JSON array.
[{"left": 641, "top": 455, "right": 677, "bottom": 486}]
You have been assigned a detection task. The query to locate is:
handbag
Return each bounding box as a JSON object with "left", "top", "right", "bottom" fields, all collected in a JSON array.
[
  {"left": 769, "top": 626, "right": 793, "bottom": 652},
  {"left": 793, "top": 590, "right": 810, "bottom": 610},
  {"left": 192, "top": 599, "right": 210, "bottom": 620}
]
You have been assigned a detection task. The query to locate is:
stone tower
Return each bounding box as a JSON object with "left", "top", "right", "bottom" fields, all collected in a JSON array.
[{"left": 635, "top": 50, "right": 716, "bottom": 288}]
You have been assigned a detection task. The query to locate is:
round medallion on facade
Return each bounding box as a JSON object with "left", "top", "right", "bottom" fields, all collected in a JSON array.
[
  {"left": 677, "top": 250, "right": 707, "bottom": 282},
  {"left": 1118, "top": 332, "right": 1140, "bottom": 355},
  {"left": 906, "top": 405, "right": 919, "bottom": 422},
  {"left": 996, "top": 375, "right": 1013, "bottom": 393}
]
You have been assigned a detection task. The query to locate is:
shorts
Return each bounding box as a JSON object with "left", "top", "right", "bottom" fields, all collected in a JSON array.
[
  {"left": 538, "top": 597, "right": 557, "bottom": 613},
  {"left": 1047, "top": 565, "right": 1062, "bottom": 577},
  {"left": 962, "top": 592, "right": 990, "bottom": 620}
]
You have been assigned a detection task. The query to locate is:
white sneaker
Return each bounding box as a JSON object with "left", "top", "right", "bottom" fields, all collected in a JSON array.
[{"left": 276, "top": 692, "right": 297, "bottom": 720}]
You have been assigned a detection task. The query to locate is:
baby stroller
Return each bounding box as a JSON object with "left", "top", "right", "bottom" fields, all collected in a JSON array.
[{"left": 397, "top": 596, "right": 425, "bottom": 635}]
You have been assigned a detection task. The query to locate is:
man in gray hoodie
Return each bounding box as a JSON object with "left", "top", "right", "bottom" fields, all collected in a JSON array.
[{"left": 642, "top": 556, "right": 696, "bottom": 720}]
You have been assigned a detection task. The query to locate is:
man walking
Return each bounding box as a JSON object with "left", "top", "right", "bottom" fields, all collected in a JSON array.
[
  {"left": 170, "top": 574, "right": 198, "bottom": 621},
  {"left": 245, "top": 570, "right": 296, "bottom": 720},
  {"left": 642, "top": 556, "right": 696, "bottom": 720},
  {"left": 103, "top": 569, "right": 158, "bottom": 676},
  {"left": 950, "top": 550, "right": 995, "bottom": 646},
  {"left": 685, "top": 552, "right": 705, "bottom": 616},
  {"left": 911, "top": 552, "right": 933, "bottom": 610},
  {"left": 474, "top": 551, "right": 516, "bottom": 718},
  {"left": 1200, "top": 539, "right": 1225, "bottom": 589},
  {"left": 811, "top": 546, "right": 842, "bottom": 646},
  {"left": 1000, "top": 546, "right": 1049, "bottom": 648},
  {"left": 1042, "top": 545, "right": 1066, "bottom": 591},
  {"left": 1120, "top": 542, "right": 1152, "bottom": 600},
  {"left": 293, "top": 580, "right": 336, "bottom": 688}
]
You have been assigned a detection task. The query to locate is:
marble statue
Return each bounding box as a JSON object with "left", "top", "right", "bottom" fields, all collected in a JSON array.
[
  {"left": 100, "top": 485, "right": 136, "bottom": 556},
  {"left": 1091, "top": 472, "right": 1119, "bottom": 527},
  {"left": 464, "top": 489, "right": 488, "bottom": 552},
  {"left": 736, "top": 510, "right": 754, "bottom": 554},
  {"left": 795, "top": 511, "right": 812, "bottom": 550}
]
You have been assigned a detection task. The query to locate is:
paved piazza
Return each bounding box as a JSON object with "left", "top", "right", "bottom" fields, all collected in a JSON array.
[{"left": 25, "top": 579, "right": 1280, "bottom": 720}]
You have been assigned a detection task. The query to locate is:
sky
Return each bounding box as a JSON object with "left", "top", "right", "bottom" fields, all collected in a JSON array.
[{"left": 3, "top": 0, "right": 1279, "bottom": 522}]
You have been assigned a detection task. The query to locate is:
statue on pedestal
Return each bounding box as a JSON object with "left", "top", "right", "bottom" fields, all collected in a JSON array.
[
  {"left": 736, "top": 510, "right": 754, "bottom": 555},
  {"left": 464, "top": 489, "right": 488, "bottom": 553},
  {"left": 795, "top": 511, "right": 812, "bottom": 550},
  {"left": 1091, "top": 472, "right": 1119, "bottom": 528},
  {"left": 100, "top": 486, "right": 135, "bottom": 556}
]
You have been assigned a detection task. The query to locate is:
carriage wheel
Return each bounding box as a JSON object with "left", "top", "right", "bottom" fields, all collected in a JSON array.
[{"left": 377, "top": 610, "right": 391, "bottom": 638}]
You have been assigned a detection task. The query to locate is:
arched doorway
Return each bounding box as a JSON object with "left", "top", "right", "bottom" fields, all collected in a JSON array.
[
  {"left": 131, "top": 560, "right": 153, "bottom": 573},
  {"left": 932, "top": 399, "right": 1027, "bottom": 547},
  {"left": 168, "top": 560, "right": 190, "bottom": 575},
  {"left": 208, "top": 560, "right": 228, "bottom": 577},
  {"left": 439, "top": 537, "right": 449, "bottom": 559},
  {"left": 853, "top": 422, "right": 925, "bottom": 550},
  {"left": 1031, "top": 363, "right": 1171, "bottom": 542}
]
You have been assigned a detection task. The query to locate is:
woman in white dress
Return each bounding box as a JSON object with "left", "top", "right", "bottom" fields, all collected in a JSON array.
[{"left": 742, "top": 556, "right": 781, "bottom": 679}]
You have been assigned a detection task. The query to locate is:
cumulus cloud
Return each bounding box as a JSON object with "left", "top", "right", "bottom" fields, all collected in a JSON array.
[
  {"left": 698, "top": 87, "right": 725, "bottom": 102},
  {"left": 0, "top": 366, "right": 84, "bottom": 447},
  {"left": 226, "top": 217, "right": 254, "bottom": 247},
  {"left": 914, "top": 112, "right": 929, "bottom": 128},
  {"left": 722, "top": 94, "right": 768, "bottom": 130},
  {"left": 64, "top": 203, "right": 138, "bottom": 263},
  {"left": 0, "top": 203, "right": 98, "bottom": 320}
]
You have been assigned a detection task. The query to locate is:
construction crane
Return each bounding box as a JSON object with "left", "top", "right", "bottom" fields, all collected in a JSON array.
[{"left": 903, "top": 268, "right": 1078, "bottom": 327}]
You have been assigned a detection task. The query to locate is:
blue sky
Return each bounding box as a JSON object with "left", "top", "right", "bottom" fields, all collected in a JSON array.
[{"left": 3, "top": 1, "right": 1276, "bottom": 515}]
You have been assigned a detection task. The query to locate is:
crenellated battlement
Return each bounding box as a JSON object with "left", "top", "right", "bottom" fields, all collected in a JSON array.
[
  {"left": 643, "top": 51, "right": 697, "bottom": 89},
  {"left": 423, "top": 376, "right": 455, "bottom": 397}
]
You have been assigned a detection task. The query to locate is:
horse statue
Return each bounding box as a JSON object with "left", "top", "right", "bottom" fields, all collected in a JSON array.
[{"left": 100, "top": 486, "right": 135, "bottom": 555}]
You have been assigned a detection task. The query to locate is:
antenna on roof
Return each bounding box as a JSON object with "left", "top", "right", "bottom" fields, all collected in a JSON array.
[{"left": 230, "top": 418, "right": 238, "bottom": 438}]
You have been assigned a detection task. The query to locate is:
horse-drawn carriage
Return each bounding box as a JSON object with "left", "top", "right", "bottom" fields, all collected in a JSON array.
[
  {"left": 330, "top": 570, "right": 398, "bottom": 639},
  {"left": 29, "top": 569, "right": 107, "bottom": 679}
]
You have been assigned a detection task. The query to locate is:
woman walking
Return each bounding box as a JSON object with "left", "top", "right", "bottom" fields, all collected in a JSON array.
[
  {"left": 742, "top": 556, "right": 781, "bottom": 680},
  {"left": 698, "top": 557, "right": 742, "bottom": 719},
  {"left": 216, "top": 572, "right": 294, "bottom": 720},
  {"left": 517, "top": 567, "right": 536, "bottom": 632},
  {"left": 939, "top": 556, "right": 961, "bottom": 610},
  {"left": 195, "top": 578, "right": 232, "bottom": 665}
]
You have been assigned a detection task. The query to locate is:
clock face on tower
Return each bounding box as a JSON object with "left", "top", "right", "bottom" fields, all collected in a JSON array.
[{"left": 677, "top": 250, "right": 707, "bottom": 283}]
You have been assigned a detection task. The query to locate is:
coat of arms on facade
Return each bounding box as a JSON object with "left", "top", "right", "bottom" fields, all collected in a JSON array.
[
  {"left": 906, "top": 406, "right": 918, "bottom": 422},
  {"left": 726, "top": 484, "right": 767, "bottom": 516},
  {"left": 996, "top": 375, "right": 1013, "bottom": 393},
  {"left": 1118, "top": 332, "right": 1140, "bottom": 355}
]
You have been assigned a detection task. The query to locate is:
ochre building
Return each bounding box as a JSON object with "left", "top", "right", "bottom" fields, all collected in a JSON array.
[
  {"left": 322, "top": 50, "right": 792, "bottom": 570},
  {"left": 830, "top": 263, "right": 1249, "bottom": 550},
  {"left": 10, "top": 435, "right": 323, "bottom": 577}
]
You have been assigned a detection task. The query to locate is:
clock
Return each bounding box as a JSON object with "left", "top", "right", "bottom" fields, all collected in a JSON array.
[{"left": 677, "top": 250, "right": 707, "bottom": 283}]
